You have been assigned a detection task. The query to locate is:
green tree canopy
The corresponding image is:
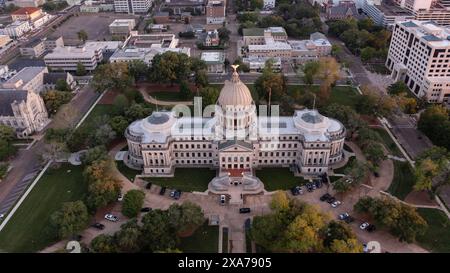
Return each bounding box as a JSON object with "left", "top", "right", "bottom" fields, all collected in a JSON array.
[
  {"left": 50, "top": 200, "right": 89, "bottom": 239},
  {"left": 122, "top": 190, "right": 145, "bottom": 218}
]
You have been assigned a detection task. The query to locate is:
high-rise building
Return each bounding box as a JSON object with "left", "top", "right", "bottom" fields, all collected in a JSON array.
[
  {"left": 386, "top": 20, "right": 450, "bottom": 103},
  {"left": 113, "top": 0, "right": 152, "bottom": 14}
]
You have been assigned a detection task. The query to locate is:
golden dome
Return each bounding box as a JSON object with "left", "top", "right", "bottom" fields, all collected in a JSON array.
[{"left": 217, "top": 66, "right": 253, "bottom": 107}]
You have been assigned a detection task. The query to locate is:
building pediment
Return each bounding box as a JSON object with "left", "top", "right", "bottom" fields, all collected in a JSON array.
[{"left": 218, "top": 140, "right": 253, "bottom": 152}]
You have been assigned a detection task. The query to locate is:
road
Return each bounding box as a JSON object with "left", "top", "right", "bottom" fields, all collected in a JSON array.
[
  {"left": 329, "top": 37, "right": 433, "bottom": 160},
  {"left": 0, "top": 86, "right": 99, "bottom": 217}
]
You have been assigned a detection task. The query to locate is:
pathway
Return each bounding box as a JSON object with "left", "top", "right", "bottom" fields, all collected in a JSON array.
[{"left": 136, "top": 85, "right": 193, "bottom": 106}]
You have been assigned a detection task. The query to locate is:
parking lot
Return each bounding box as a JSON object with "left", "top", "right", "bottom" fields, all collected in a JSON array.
[{"left": 50, "top": 13, "right": 139, "bottom": 45}]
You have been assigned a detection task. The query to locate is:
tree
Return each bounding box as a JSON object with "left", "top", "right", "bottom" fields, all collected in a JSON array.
[
  {"left": 82, "top": 145, "right": 108, "bottom": 165},
  {"left": 250, "top": 194, "right": 332, "bottom": 252},
  {"left": 76, "top": 62, "right": 86, "bottom": 76},
  {"left": 324, "top": 221, "right": 361, "bottom": 253},
  {"left": 302, "top": 61, "right": 320, "bottom": 85},
  {"left": 167, "top": 202, "right": 205, "bottom": 235},
  {"left": 414, "top": 147, "right": 450, "bottom": 194},
  {"left": 194, "top": 70, "right": 209, "bottom": 90},
  {"left": 90, "top": 234, "right": 118, "bottom": 253},
  {"left": 122, "top": 190, "right": 145, "bottom": 218},
  {"left": 84, "top": 159, "right": 122, "bottom": 211},
  {"left": 92, "top": 63, "right": 133, "bottom": 92},
  {"left": 128, "top": 60, "right": 149, "bottom": 81},
  {"left": 418, "top": 105, "right": 450, "bottom": 150},
  {"left": 270, "top": 191, "right": 290, "bottom": 211},
  {"left": 149, "top": 52, "right": 192, "bottom": 85},
  {"left": 388, "top": 81, "right": 409, "bottom": 96},
  {"left": 113, "top": 94, "right": 129, "bottom": 114},
  {"left": 200, "top": 86, "right": 220, "bottom": 107},
  {"left": 0, "top": 125, "right": 16, "bottom": 142},
  {"left": 254, "top": 61, "right": 286, "bottom": 105},
  {"left": 115, "top": 220, "right": 142, "bottom": 252},
  {"left": 125, "top": 103, "right": 152, "bottom": 121},
  {"left": 41, "top": 90, "right": 73, "bottom": 115},
  {"left": 77, "top": 30, "right": 88, "bottom": 43},
  {"left": 363, "top": 141, "right": 386, "bottom": 167},
  {"left": 217, "top": 27, "right": 230, "bottom": 43},
  {"left": 179, "top": 81, "right": 192, "bottom": 100},
  {"left": 109, "top": 116, "right": 129, "bottom": 136},
  {"left": 55, "top": 78, "right": 71, "bottom": 91},
  {"left": 354, "top": 196, "right": 427, "bottom": 243},
  {"left": 0, "top": 139, "right": 17, "bottom": 161},
  {"left": 50, "top": 201, "right": 89, "bottom": 239},
  {"left": 360, "top": 47, "right": 376, "bottom": 62},
  {"left": 90, "top": 124, "right": 116, "bottom": 146},
  {"left": 141, "top": 210, "right": 179, "bottom": 252}
]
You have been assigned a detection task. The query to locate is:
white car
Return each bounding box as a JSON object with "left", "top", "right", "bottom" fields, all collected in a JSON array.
[
  {"left": 360, "top": 222, "right": 370, "bottom": 230},
  {"left": 331, "top": 200, "right": 342, "bottom": 208},
  {"left": 104, "top": 214, "right": 118, "bottom": 222},
  {"left": 117, "top": 194, "right": 123, "bottom": 202},
  {"left": 0, "top": 213, "right": 4, "bottom": 219}
]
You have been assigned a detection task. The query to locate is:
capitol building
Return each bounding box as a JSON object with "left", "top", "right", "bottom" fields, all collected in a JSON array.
[{"left": 124, "top": 67, "right": 346, "bottom": 192}]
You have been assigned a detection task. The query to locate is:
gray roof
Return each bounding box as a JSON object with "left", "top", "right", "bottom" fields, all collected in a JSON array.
[
  {"left": 301, "top": 111, "right": 324, "bottom": 124},
  {"left": 401, "top": 21, "right": 418, "bottom": 28},
  {"left": 329, "top": 4, "right": 358, "bottom": 17},
  {"left": 147, "top": 112, "right": 170, "bottom": 124},
  {"left": 218, "top": 140, "right": 253, "bottom": 150},
  {"left": 423, "top": 35, "right": 442, "bottom": 42},
  {"left": 0, "top": 89, "right": 28, "bottom": 116},
  {"left": 43, "top": 72, "right": 68, "bottom": 85},
  {"left": 3, "top": 67, "right": 46, "bottom": 86}
]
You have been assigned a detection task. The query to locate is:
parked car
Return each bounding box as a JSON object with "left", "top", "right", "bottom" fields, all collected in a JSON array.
[
  {"left": 0, "top": 213, "right": 4, "bottom": 220},
  {"left": 327, "top": 197, "right": 336, "bottom": 204},
  {"left": 314, "top": 180, "right": 323, "bottom": 188},
  {"left": 220, "top": 194, "right": 226, "bottom": 205},
  {"left": 320, "top": 193, "right": 332, "bottom": 202},
  {"left": 117, "top": 194, "right": 123, "bottom": 202},
  {"left": 239, "top": 208, "right": 251, "bottom": 213},
  {"left": 359, "top": 222, "right": 370, "bottom": 230},
  {"left": 141, "top": 207, "right": 152, "bottom": 212},
  {"left": 173, "top": 190, "right": 181, "bottom": 200},
  {"left": 331, "top": 200, "right": 342, "bottom": 208},
  {"left": 344, "top": 216, "right": 354, "bottom": 223},
  {"left": 366, "top": 224, "right": 376, "bottom": 232},
  {"left": 373, "top": 172, "right": 380, "bottom": 177},
  {"left": 146, "top": 182, "right": 152, "bottom": 189},
  {"left": 290, "top": 186, "right": 303, "bottom": 196},
  {"left": 338, "top": 213, "right": 350, "bottom": 220},
  {"left": 159, "top": 186, "right": 166, "bottom": 195},
  {"left": 104, "top": 214, "right": 119, "bottom": 222},
  {"left": 91, "top": 223, "right": 105, "bottom": 230}
]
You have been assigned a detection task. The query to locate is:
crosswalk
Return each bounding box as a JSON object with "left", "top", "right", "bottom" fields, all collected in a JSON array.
[{"left": 0, "top": 166, "right": 41, "bottom": 216}]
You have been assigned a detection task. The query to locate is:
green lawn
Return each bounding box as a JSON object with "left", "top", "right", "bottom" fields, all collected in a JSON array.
[
  {"left": 332, "top": 156, "right": 356, "bottom": 175},
  {"left": 210, "top": 84, "right": 360, "bottom": 109},
  {"left": 150, "top": 91, "right": 185, "bottom": 101},
  {"left": 0, "top": 164, "right": 87, "bottom": 252},
  {"left": 80, "top": 104, "right": 117, "bottom": 130},
  {"left": 255, "top": 168, "right": 307, "bottom": 191},
  {"left": 179, "top": 221, "right": 219, "bottom": 253},
  {"left": 387, "top": 161, "right": 415, "bottom": 200},
  {"left": 144, "top": 168, "right": 216, "bottom": 192},
  {"left": 416, "top": 208, "right": 450, "bottom": 253},
  {"left": 373, "top": 128, "right": 403, "bottom": 157},
  {"left": 116, "top": 161, "right": 141, "bottom": 182}
]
